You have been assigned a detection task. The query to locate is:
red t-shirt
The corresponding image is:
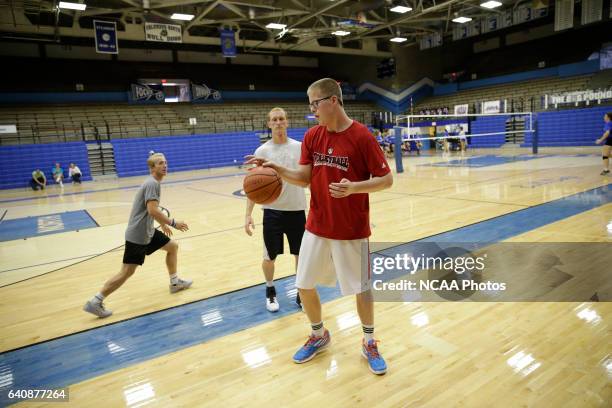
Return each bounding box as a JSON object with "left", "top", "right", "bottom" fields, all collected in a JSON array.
[{"left": 300, "top": 120, "right": 390, "bottom": 240}]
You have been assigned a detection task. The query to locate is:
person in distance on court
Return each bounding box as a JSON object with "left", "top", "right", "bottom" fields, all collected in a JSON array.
[
  {"left": 30, "top": 168, "right": 46, "bottom": 190},
  {"left": 244, "top": 107, "right": 307, "bottom": 313},
  {"left": 83, "top": 152, "right": 192, "bottom": 318},
  {"left": 68, "top": 163, "right": 82, "bottom": 184},
  {"left": 246, "top": 78, "right": 393, "bottom": 375},
  {"left": 595, "top": 112, "right": 611, "bottom": 175},
  {"left": 51, "top": 162, "right": 64, "bottom": 187},
  {"left": 458, "top": 127, "right": 468, "bottom": 152}
]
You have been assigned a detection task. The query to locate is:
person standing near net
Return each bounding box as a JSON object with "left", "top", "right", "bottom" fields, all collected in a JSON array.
[
  {"left": 244, "top": 107, "right": 306, "bottom": 312},
  {"left": 246, "top": 78, "right": 393, "bottom": 375},
  {"left": 596, "top": 112, "right": 611, "bottom": 175},
  {"left": 83, "top": 152, "right": 192, "bottom": 318}
]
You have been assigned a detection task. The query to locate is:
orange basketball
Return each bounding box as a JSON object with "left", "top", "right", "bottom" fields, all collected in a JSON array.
[{"left": 243, "top": 166, "right": 282, "bottom": 204}]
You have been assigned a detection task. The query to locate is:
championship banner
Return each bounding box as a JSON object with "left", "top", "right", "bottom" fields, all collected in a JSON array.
[
  {"left": 94, "top": 20, "right": 118, "bottom": 54},
  {"left": 419, "top": 33, "right": 442, "bottom": 50},
  {"left": 220, "top": 29, "right": 236, "bottom": 58},
  {"left": 191, "top": 83, "right": 222, "bottom": 101},
  {"left": 145, "top": 22, "right": 182, "bottom": 43},
  {"left": 130, "top": 83, "right": 165, "bottom": 102},
  {"left": 454, "top": 104, "right": 469, "bottom": 115}
]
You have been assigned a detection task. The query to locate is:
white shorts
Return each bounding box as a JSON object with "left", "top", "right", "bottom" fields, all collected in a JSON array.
[{"left": 295, "top": 230, "right": 370, "bottom": 296}]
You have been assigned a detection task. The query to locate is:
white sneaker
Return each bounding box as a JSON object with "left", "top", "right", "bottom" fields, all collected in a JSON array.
[
  {"left": 83, "top": 300, "right": 112, "bottom": 318},
  {"left": 266, "top": 286, "right": 279, "bottom": 312},
  {"left": 170, "top": 278, "right": 192, "bottom": 293}
]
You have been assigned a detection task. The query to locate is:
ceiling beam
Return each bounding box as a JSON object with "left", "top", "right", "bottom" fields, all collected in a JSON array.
[
  {"left": 287, "top": 0, "right": 350, "bottom": 29},
  {"left": 186, "top": 0, "right": 220, "bottom": 30},
  {"left": 348, "top": 0, "right": 463, "bottom": 41}
]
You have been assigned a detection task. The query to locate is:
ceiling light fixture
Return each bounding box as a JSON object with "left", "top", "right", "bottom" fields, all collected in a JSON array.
[
  {"left": 58, "top": 1, "right": 86, "bottom": 11},
  {"left": 452, "top": 16, "right": 472, "bottom": 23},
  {"left": 332, "top": 30, "right": 351, "bottom": 36},
  {"left": 480, "top": 1, "right": 502, "bottom": 9},
  {"left": 266, "top": 23, "right": 287, "bottom": 29},
  {"left": 170, "top": 13, "right": 195, "bottom": 21},
  {"left": 390, "top": 6, "right": 412, "bottom": 13},
  {"left": 390, "top": 37, "right": 408, "bottom": 43}
]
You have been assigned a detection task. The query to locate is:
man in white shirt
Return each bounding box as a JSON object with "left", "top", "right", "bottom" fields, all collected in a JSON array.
[
  {"left": 68, "top": 163, "right": 82, "bottom": 184},
  {"left": 244, "top": 107, "right": 307, "bottom": 312}
]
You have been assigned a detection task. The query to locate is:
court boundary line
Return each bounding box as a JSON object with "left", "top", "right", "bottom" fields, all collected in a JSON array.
[
  {"left": 84, "top": 209, "right": 100, "bottom": 227},
  {"left": 0, "top": 223, "right": 258, "bottom": 288},
  {"left": 2, "top": 184, "right": 609, "bottom": 354}
]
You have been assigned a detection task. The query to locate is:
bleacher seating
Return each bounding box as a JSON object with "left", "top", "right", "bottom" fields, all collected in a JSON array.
[
  {"left": 112, "top": 132, "right": 261, "bottom": 177},
  {"left": 523, "top": 105, "right": 612, "bottom": 147},
  {"left": 0, "top": 101, "right": 378, "bottom": 145},
  {"left": 469, "top": 116, "right": 507, "bottom": 148},
  {"left": 0, "top": 142, "right": 92, "bottom": 189},
  {"left": 415, "top": 75, "right": 593, "bottom": 113}
]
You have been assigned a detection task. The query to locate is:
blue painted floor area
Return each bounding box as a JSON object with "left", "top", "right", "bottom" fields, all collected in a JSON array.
[
  {"left": 0, "top": 185, "right": 611, "bottom": 406},
  {"left": 424, "top": 154, "right": 549, "bottom": 167},
  {"left": 0, "top": 210, "right": 98, "bottom": 242}
]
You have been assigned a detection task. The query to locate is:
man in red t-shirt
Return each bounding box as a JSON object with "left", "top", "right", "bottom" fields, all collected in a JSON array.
[{"left": 246, "top": 78, "right": 393, "bottom": 375}]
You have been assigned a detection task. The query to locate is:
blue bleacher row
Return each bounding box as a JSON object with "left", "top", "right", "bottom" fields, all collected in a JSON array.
[
  {"left": 523, "top": 106, "right": 612, "bottom": 147},
  {"left": 450, "top": 105, "right": 611, "bottom": 148},
  {"left": 1, "top": 106, "right": 610, "bottom": 190},
  {"left": 0, "top": 142, "right": 92, "bottom": 190},
  {"left": 0, "top": 129, "right": 314, "bottom": 189},
  {"left": 470, "top": 116, "right": 508, "bottom": 148},
  {"left": 113, "top": 128, "right": 309, "bottom": 177}
]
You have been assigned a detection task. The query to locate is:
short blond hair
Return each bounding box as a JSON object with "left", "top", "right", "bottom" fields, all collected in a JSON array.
[
  {"left": 268, "top": 107, "right": 287, "bottom": 120},
  {"left": 147, "top": 153, "right": 166, "bottom": 169},
  {"left": 307, "top": 78, "right": 343, "bottom": 106}
]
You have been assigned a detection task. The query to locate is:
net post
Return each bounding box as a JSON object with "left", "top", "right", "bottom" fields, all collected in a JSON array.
[
  {"left": 532, "top": 113, "right": 538, "bottom": 155},
  {"left": 393, "top": 125, "right": 404, "bottom": 173}
]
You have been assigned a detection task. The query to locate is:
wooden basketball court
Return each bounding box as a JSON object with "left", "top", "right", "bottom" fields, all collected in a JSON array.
[{"left": 0, "top": 147, "right": 610, "bottom": 407}]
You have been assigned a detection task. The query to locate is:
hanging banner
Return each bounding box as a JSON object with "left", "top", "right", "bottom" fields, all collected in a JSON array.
[
  {"left": 419, "top": 33, "right": 442, "bottom": 50},
  {"left": 482, "top": 100, "right": 501, "bottom": 114},
  {"left": 130, "top": 83, "right": 165, "bottom": 102},
  {"left": 191, "top": 83, "right": 222, "bottom": 101},
  {"left": 94, "top": 20, "right": 118, "bottom": 54},
  {"left": 454, "top": 104, "right": 469, "bottom": 115},
  {"left": 145, "top": 22, "right": 182, "bottom": 43},
  {"left": 220, "top": 29, "right": 236, "bottom": 58}
]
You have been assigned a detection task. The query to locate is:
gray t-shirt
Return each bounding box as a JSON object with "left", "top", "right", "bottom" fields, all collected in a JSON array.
[{"left": 125, "top": 176, "right": 160, "bottom": 244}]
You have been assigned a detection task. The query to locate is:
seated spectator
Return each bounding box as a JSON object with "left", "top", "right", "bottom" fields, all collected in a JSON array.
[
  {"left": 68, "top": 163, "right": 82, "bottom": 184},
  {"left": 52, "top": 162, "right": 64, "bottom": 186},
  {"left": 30, "top": 169, "right": 46, "bottom": 190}
]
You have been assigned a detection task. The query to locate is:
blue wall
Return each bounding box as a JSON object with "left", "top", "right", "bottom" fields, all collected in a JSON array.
[
  {"left": 112, "top": 128, "right": 309, "bottom": 177},
  {"left": 523, "top": 105, "right": 612, "bottom": 147},
  {"left": 469, "top": 116, "right": 508, "bottom": 147},
  {"left": 0, "top": 142, "right": 91, "bottom": 190},
  {"left": 112, "top": 132, "right": 261, "bottom": 177}
]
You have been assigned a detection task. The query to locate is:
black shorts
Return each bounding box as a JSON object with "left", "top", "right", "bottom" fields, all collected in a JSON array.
[
  {"left": 123, "top": 229, "right": 171, "bottom": 265},
  {"left": 605, "top": 138, "right": 612, "bottom": 147},
  {"left": 263, "top": 209, "right": 306, "bottom": 261}
]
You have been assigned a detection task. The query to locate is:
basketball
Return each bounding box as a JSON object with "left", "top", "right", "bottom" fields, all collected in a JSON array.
[{"left": 243, "top": 166, "right": 282, "bottom": 204}]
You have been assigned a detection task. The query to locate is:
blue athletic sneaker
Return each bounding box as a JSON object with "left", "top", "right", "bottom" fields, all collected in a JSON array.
[
  {"left": 362, "top": 339, "right": 387, "bottom": 375},
  {"left": 293, "top": 329, "right": 330, "bottom": 363}
]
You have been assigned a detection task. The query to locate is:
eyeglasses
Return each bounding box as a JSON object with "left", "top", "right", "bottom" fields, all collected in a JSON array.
[{"left": 309, "top": 95, "right": 333, "bottom": 110}]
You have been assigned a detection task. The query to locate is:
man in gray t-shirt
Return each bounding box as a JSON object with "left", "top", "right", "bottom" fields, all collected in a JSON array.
[{"left": 83, "top": 153, "right": 193, "bottom": 318}]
